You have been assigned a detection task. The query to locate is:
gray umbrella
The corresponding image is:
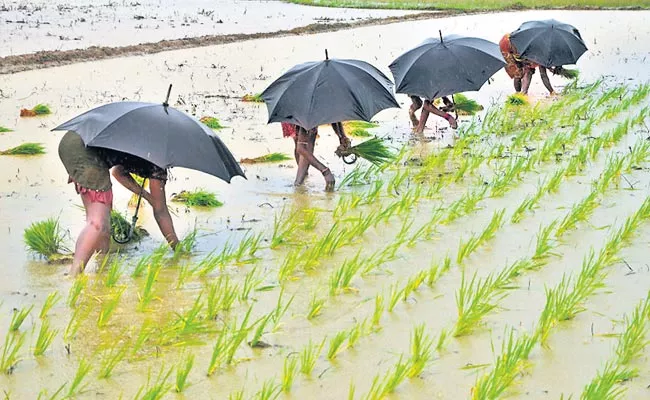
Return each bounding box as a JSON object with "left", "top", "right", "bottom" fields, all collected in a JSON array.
[
  {"left": 389, "top": 33, "right": 506, "bottom": 100},
  {"left": 510, "top": 19, "right": 587, "bottom": 67},
  {"left": 261, "top": 51, "right": 400, "bottom": 130},
  {"left": 52, "top": 91, "right": 245, "bottom": 184}
]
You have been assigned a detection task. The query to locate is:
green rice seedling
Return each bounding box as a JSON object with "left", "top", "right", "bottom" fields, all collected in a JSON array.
[
  {"left": 40, "top": 291, "right": 61, "bottom": 319},
  {"left": 132, "top": 254, "right": 151, "bottom": 278},
  {"left": 580, "top": 362, "right": 636, "bottom": 400},
  {"left": 239, "top": 267, "right": 261, "bottom": 302},
  {"left": 224, "top": 306, "right": 255, "bottom": 365},
  {"left": 205, "top": 276, "right": 238, "bottom": 319},
  {"left": 281, "top": 355, "right": 299, "bottom": 392},
  {"left": 436, "top": 328, "right": 449, "bottom": 352},
  {"left": 173, "top": 294, "right": 212, "bottom": 337},
  {"left": 104, "top": 257, "right": 123, "bottom": 288},
  {"left": 451, "top": 93, "right": 484, "bottom": 115},
  {"left": 270, "top": 287, "right": 294, "bottom": 331},
  {"left": 300, "top": 338, "right": 325, "bottom": 375},
  {"left": 387, "top": 283, "right": 405, "bottom": 313},
  {"left": 301, "top": 208, "right": 320, "bottom": 231},
  {"left": 278, "top": 249, "right": 300, "bottom": 282},
  {"left": 255, "top": 379, "right": 281, "bottom": 400},
  {"left": 174, "top": 353, "right": 194, "bottom": 393},
  {"left": 37, "top": 384, "right": 66, "bottom": 400},
  {"left": 366, "top": 355, "right": 410, "bottom": 398},
  {"left": 555, "top": 190, "right": 599, "bottom": 238},
  {"left": 343, "top": 121, "right": 379, "bottom": 130},
  {"left": 139, "top": 263, "right": 163, "bottom": 311},
  {"left": 362, "top": 180, "right": 384, "bottom": 205},
  {"left": 239, "top": 152, "right": 292, "bottom": 163},
  {"left": 63, "top": 306, "right": 88, "bottom": 342},
  {"left": 66, "top": 358, "right": 92, "bottom": 398},
  {"left": 329, "top": 251, "right": 363, "bottom": 295},
  {"left": 207, "top": 328, "right": 229, "bottom": 376},
  {"left": 627, "top": 139, "right": 650, "bottom": 170},
  {"left": 506, "top": 93, "right": 529, "bottom": 107},
  {"left": 402, "top": 270, "right": 427, "bottom": 301},
  {"left": 229, "top": 389, "right": 245, "bottom": 400},
  {"left": 615, "top": 296, "right": 650, "bottom": 365},
  {"left": 110, "top": 209, "right": 147, "bottom": 242},
  {"left": 199, "top": 116, "right": 225, "bottom": 129},
  {"left": 1, "top": 142, "right": 46, "bottom": 155},
  {"left": 24, "top": 218, "right": 68, "bottom": 259},
  {"left": 97, "top": 287, "right": 124, "bottom": 328},
  {"left": 348, "top": 381, "right": 356, "bottom": 400},
  {"left": 427, "top": 255, "right": 451, "bottom": 287},
  {"left": 408, "top": 324, "right": 434, "bottom": 378},
  {"left": 242, "top": 93, "right": 264, "bottom": 103},
  {"left": 176, "top": 263, "right": 194, "bottom": 289},
  {"left": 307, "top": 292, "right": 325, "bottom": 320},
  {"left": 249, "top": 313, "right": 272, "bottom": 348},
  {"left": 10, "top": 305, "right": 33, "bottom": 331},
  {"left": 33, "top": 319, "right": 58, "bottom": 356},
  {"left": 532, "top": 221, "right": 559, "bottom": 267},
  {"left": 372, "top": 294, "right": 384, "bottom": 328},
  {"left": 346, "top": 137, "right": 395, "bottom": 166},
  {"left": 0, "top": 126, "right": 12, "bottom": 132},
  {"left": 171, "top": 189, "right": 223, "bottom": 207},
  {"left": 629, "top": 83, "right": 650, "bottom": 105},
  {"left": 387, "top": 169, "right": 409, "bottom": 196},
  {"left": 327, "top": 330, "right": 348, "bottom": 360},
  {"left": 347, "top": 127, "right": 372, "bottom": 137},
  {"left": 1, "top": 331, "right": 26, "bottom": 374},
  {"left": 234, "top": 232, "right": 263, "bottom": 264},
  {"left": 173, "top": 228, "right": 198, "bottom": 258},
  {"left": 631, "top": 106, "right": 649, "bottom": 126},
  {"left": 491, "top": 157, "right": 527, "bottom": 197},
  {"left": 98, "top": 340, "right": 128, "bottom": 378},
  {"left": 347, "top": 319, "right": 367, "bottom": 348},
  {"left": 478, "top": 208, "right": 506, "bottom": 244},
  {"left": 471, "top": 331, "right": 536, "bottom": 400},
  {"left": 456, "top": 234, "right": 481, "bottom": 265},
  {"left": 134, "top": 365, "right": 173, "bottom": 400},
  {"left": 337, "top": 164, "right": 372, "bottom": 188},
  {"left": 511, "top": 194, "right": 537, "bottom": 224},
  {"left": 31, "top": 104, "right": 51, "bottom": 115}
]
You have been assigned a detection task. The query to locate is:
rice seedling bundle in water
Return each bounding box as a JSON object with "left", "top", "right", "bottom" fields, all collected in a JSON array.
[
  {"left": 110, "top": 210, "right": 147, "bottom": 242},
  {"left": 1, "top": 142, "right": 45, "bottom": 155},
  {"left": 506, "top": 93, "right": 529, "bottom": 107},
  {"left": 239, "top": 152, "right": 292, "bottom": 164},
  {"left": 343, "top": 121, "right": 378, "bottom": 137},
  {"left": 242, "top": 93, "right": 264, "bottom": 103},
  {"left": 24, "top": 218, "right": 68, "bottom": 259},
  {"left": 555, "top": 68, "right": 579, "bottom": 80},
  {"left": 451, "top": 94, "right": 484, "bottom": 115},
  {"left": 20, "top": 104, "right": 52, "bottom": 117},
  {"left": 200, "top": 116, "right": 224, "bottom": 130},
  {"left": 0, "top": 126, "right": 12, "bottom": 132},
  {"left": 171, "top": 189, "right": 223, "bottom": 207},
  {"left": 346, "top": 137, "right": 394, "bottom": 166}
]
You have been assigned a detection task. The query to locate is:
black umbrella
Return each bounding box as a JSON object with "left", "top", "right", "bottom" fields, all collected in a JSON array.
[
  {"left": 389, "top": 32, "right": 506, "bottom": 100},
  {"left": 509, "top": 19, "right": 587, "bottom": 67},
  {"left": 261, "top": 50, "right": 400, "bottom": 130}
]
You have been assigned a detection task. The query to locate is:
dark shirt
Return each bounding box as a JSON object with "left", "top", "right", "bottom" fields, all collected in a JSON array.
[{"left": 99, "top": 148, "right": 168, "bottom": 181}]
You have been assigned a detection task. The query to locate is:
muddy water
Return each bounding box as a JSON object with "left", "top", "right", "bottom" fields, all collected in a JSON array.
[
  {"left": 0, "top": 0, "right": 417, "bottom": 57},
  {"left": 1, "top": 9, "right": 650, "bottom": 399}
]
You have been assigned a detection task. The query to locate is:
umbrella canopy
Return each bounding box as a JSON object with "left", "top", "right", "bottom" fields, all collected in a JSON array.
[
  {"left": 261, "top": 54, "right": 400, "bottom": 130},
  {"left": 509, "top": 19, "right": 587, "bottom": 67},
  {"left": 389, "top": 34, "right": 506, "bottom": 100},
  {"left": 52, "top": 101, "right": 245, "bottom": 183}
]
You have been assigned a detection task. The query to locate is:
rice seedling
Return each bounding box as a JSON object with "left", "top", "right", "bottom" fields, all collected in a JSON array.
[
  {"left": 240, "top": 152, "right": 292, "bottom": 163},
  {"left": 98, "top": 340, "right": 129, "bottom": 378},
  {"left": 506, "top": 93, "right": 528, "bottom": 107},
  {"left": 278, "top": 249, "right": 300, "bottom": 282},
  {"left": 532, "top": 221, "right": 559, "bottom": 267},
  {"left": 66, "top": 358, "right": 92, "bottom": 398},
  {"left": 1, "top": 331, "right": 26, "bottom": 374},
  {"left": 254, "top": 379, "right": 281, "bottom": 400},
  {"left": 408, "top": 324, "right": 434, "bottom": 378},
  {"left": 207, "top": 328, "right": 229, "bottom": 376},
  {"left": 97, "top": 287, "right": 124, "bottom": 328},
  {"left": 242, "top": 93, "right": 264, "bottom": 103},
  {"left": 239, "top": 267, "right": 261, "bottom": 302},
  {"left": 555, "top": 190, "right": 599, "bottom": 238},
  {"left": 615, "top": 295, "right": 650, "bottom": 365},
  {"left": 387, "top": 283, "right": 405, "bottom": 312},
  {"left": 1, "top": 142, "right": 46, "bottom": 155},
  {"left": 171, "top": 189, "right": 223, "bottom": 207},
  {"left": 138, "top": 263, "right": 163, "bottom": 311},
  {"left": 579, "top": 362, "right": 636, "bottom": 400},
  {"left": 24, "top": 218, "right": 68, "bottom": 260},
  {"left": 347, "top": 319, "right": 367, "bottom": 348},
  {"left": 281, "top": 355, "right": 299, "bottom": 392},
  {"left": 63, "top": 306, "right": 88, "bottom": 342},
  {"left": 301, "top": 208, "right": 320, "bottom": 231},
  {"left": 134, "top": 365, "right": 173, "bottom": 400},
  {"left": 456, "top": 234, "right": 481, "bottom": 265},
  {"left": 39, "top": 291, "right": 61, "bottom": 319},
  {"left": 363, "top": 355, "right": 411, "bottom": 399},
  {"left": 299, "top": 338, "right": 325, "bottom": 375},
  {"left": 402, "top": 270, "right": 427, "bottom": 301},
  {"left": 9, "top": 305, "right": 33, "bottom": 331},
  {"left": 200, "top": 116, "right": 225, "bottom": 129},
  {"left": 451, "top": 93, "right": 484, "bottom": 115},
  {"left": 427, "top": 255, "right": 451, "bottom": 287},
  {"left": 329, "top": 251, "right": 363, "bottom": 295},
  {"left": 471, "top": 330, "right": 536, "bottom": 400},
  {"left": 491, "top": 157, "right": 527, "bottom": 197},
  {"left": 224, "top": 306, "right": 256, "bottom": 365},
  {"left": 174, "top": 353, "right": 194, "bottom": 393},
  {"left": 26, "top": 104, "right": 52, "bottom": 115},
  {"left": 372, "top": 294, "right": 384, "bottom": 328},
  {"left": 627, "top": 139, "right": 650, "bottom": 170},
  {"left": 436, "top": 328, "right": 449, "bottom": 352},
  {"left": 327, "top": 330, "right": 350, "bottom": 360},
  {"left": 172, "top": 294, "right": 213, "bottom": 337},
  {"left": 233, "top": 232, "right": 263, "bottom": 264},
  {"left": 344, "top": 137, "right": 395, "bottom": 166},
  {"left": 205, "top": 276, "right": 238, "bottom": 319},
  {"left": 173, "top": 228, "right": 198, "bottom": 258},
  {"left": 270, "top": 287, "right": 294, "bottom": 331},
  {"left": 343, "top": 120, "right": 379, "bottom": 130},
  {"left": 104, "top": 257, "right": 123, "bottom": 288},
  {"left": 33, "top": 319, "right": 58, "bottom": 356},
  {"left": 0, "top": 125, "right": 12, "bottom": 132},
  {"left": 307, "top": 292, "right": 326, "bottom": 320},
  {"left": 249, "top": 313, "right": 272, "bottom": 348},
  {"left": 37, "top": 384, "right": 66, "bottom": 400},
  {"left": 229, "top": 389, "right": 245, "bottom": 400},
  {"left": 555, "top": 68, "right": 580, "bottom": 80},
  {"left": 346, "top": 127, "right": 372, "bottom": 137}
]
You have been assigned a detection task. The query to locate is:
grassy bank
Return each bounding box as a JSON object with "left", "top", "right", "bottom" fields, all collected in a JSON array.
[{"left": 286, "top": 0, "right": 649, "bottom": 11}]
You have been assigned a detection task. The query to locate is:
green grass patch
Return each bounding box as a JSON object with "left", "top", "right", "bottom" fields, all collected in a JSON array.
[
  {"left": 242, "top": 93, "right": 264, "bottom": 103},
  {"left": 285, "top": 0, "right": 650, "bottom": 11},
  {"left": 24, "top": 218, "right": 69, "bottom": 260},
  {"left": 200, "top": 116, "right": 225, "bottom": 130},
  {"left": 33, "top": 104, "right": 51, "bottom": 115},
  {"left": 1, "top": 143, "right": 45, "bottom": 155},
  {"left": 506, "top": 93, "right": 529, "bottom": 107},
  {"left": 240, "top": 152, "right": 293, "bottom": 164},
  {"left": 171, "top": 189, "right": 223, "bottom": 208}
]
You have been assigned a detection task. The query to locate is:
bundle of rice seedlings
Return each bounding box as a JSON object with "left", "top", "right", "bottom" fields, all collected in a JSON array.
[
  {"left": 345, "top": 137, "right": 395, "bottom": 166},
  {"left": 451, "top": 94, "right": 484, "bottom": 115},
  {"left": 506, "top": 93, "right": 529, "bottom": 106},
  {"left": 1, "top": 143, "right": 45, "bottom": 155},
  {"left": 110, "top": 210, "right": 147, "bottom": 242},
  {"left": 343, "top": 121, "right": 378, "bottom": 137},
  {"left": 554, "top": 68, "right": 579, "bottom": 79},
  {"left": 240, "top": 152, "right": 292, "bottom": 164},
  {"left": 20, "top": 104, "right": 52, "bottom": 117},
  {"left": 242, "top": 93, "right": 264, "bottom": 103},
  {"left": 0, "top": 126, "right": 12, "bottom": 132},
  {"left": 24, "top": 218, "right": 69, "bottom": 261},
  {"left": 200, "top": 116, "right": 225, "bottom": 130},
  {"left": 171, "top": 189, "right": 223, "bottom": 207}
]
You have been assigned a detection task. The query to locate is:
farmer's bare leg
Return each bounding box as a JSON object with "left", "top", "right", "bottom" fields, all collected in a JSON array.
[
  {"left": 292, "top": 136, "right": 300, "bottom": 166},
  {"left": 70, "top": 195, "right": 111, "bottom": 276},
  {"left": 521, "top": 68, "right": 534, "bottom": 95},
  {"left": 422, "top": 100, "right": 457, "bottom": 129},
  {"left": 294, "top": 128, "right": 334, "bottom": 190},
  {"left": 415, "top": 106, "right": 431, "bottom": 134},
  {"left": 409, "top": 96, "right": 423, "bottom": 128},
  {"left": 514, "top": 77, "right": 522, "bottom": 92},
  {"left": 539, "top": 66, "right": 555, "bottom": 95},
  {"left": 149, "top": 178, "right": 179, "bottom": 250}
]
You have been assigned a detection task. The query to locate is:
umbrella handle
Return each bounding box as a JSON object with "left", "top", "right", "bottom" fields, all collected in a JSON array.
[
  {"left": 111, "top": 178, "right": 147, "bottom": 244},
  {"left": 342, "top": 153, "right": 357, "bottom": 165}
]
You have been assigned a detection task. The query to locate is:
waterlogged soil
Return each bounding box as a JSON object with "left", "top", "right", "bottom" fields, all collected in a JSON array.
[{"left": 0, "top": 9, "right": 650, "bottom": 400}]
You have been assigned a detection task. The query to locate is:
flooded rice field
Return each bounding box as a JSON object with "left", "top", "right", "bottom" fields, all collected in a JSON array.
[{"left": 1, "top": 8, "right": 650, "bottom": 400}]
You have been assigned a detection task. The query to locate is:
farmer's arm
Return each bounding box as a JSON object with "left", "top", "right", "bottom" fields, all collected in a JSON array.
[
  {"left": 111, "top": 165, "right": 152, "bottom": 203},
  {"left": 332, "top": 122, "right": 351, "bottom": 150},
  {"left": 539, "top": 66, "right": 555, "bottom": 94},
  {"left": 149, "top": 178, "right": 179, "bottom": 249},
  {"left": 422, "top": 100, "right": 457, "bottom": 129}
]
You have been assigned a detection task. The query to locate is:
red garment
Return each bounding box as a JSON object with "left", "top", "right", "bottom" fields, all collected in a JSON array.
[
  {"left": 281, "top": 122, "right": 297, "bottom": 138},
  {"left": 70, "top": 178, "right": 113, "bottom": 205},
  {"left": 499, "top": 33, "right": 538, "bottom": 79}
]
